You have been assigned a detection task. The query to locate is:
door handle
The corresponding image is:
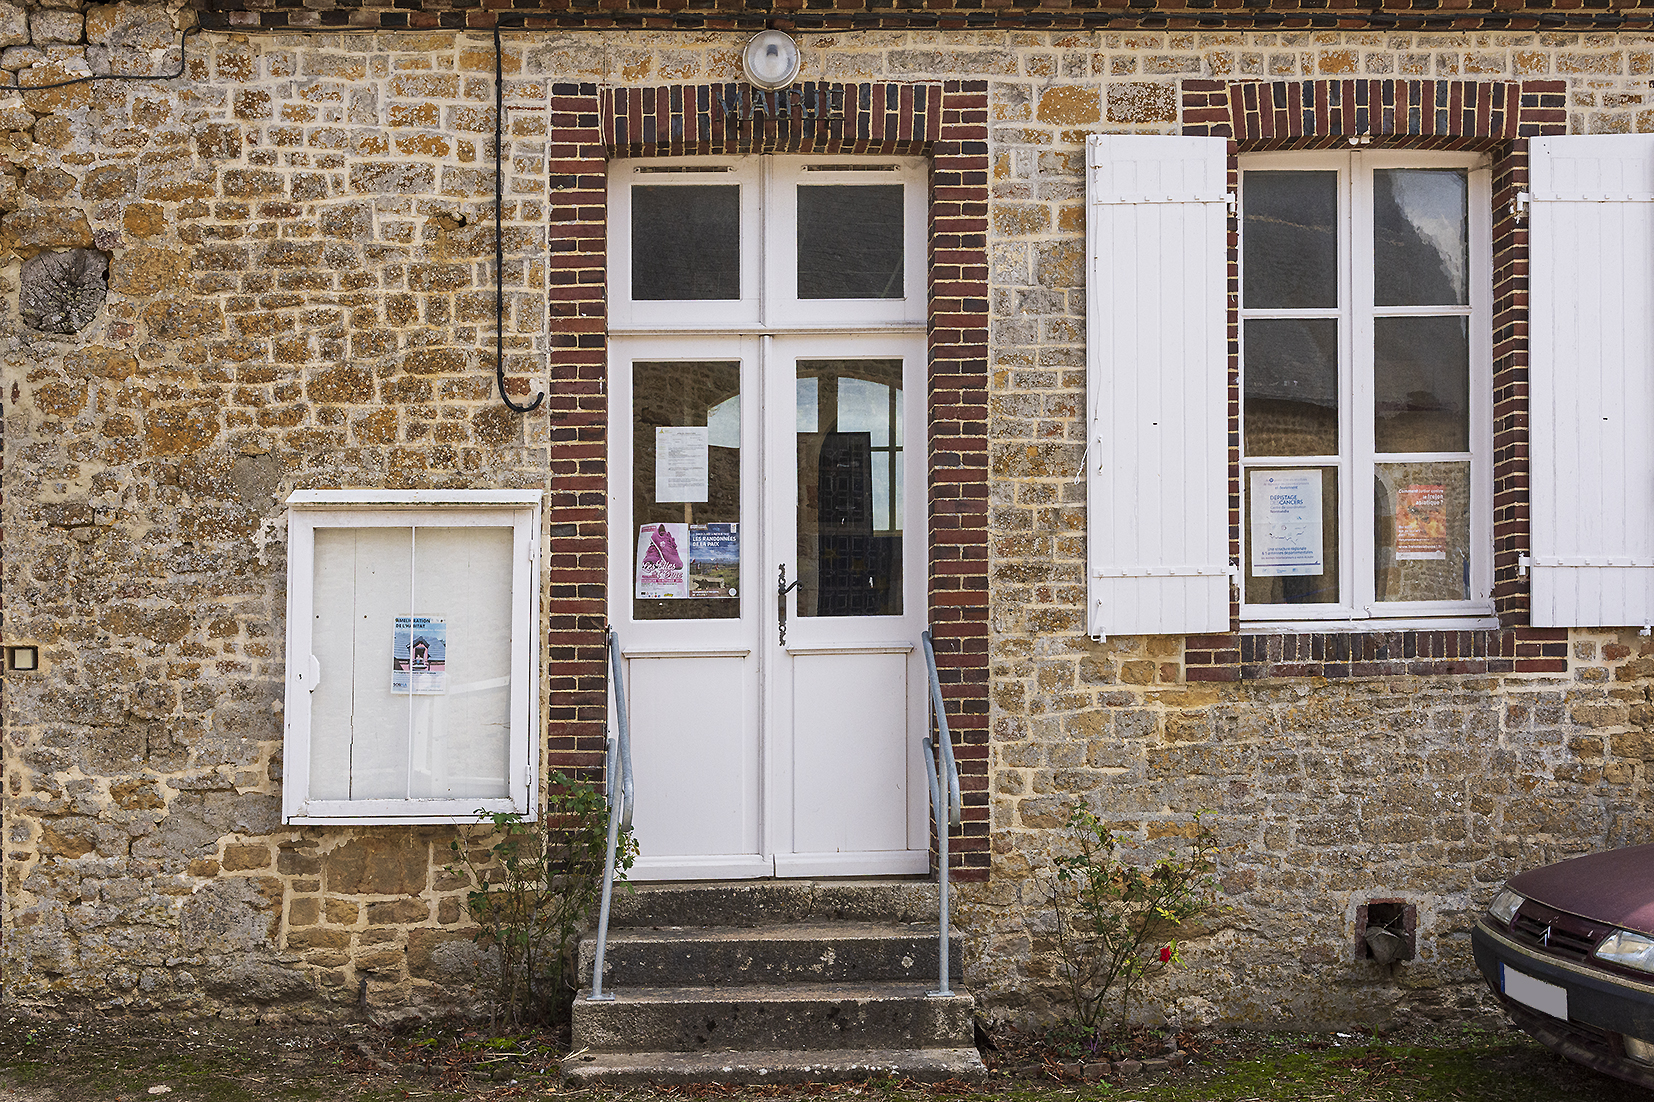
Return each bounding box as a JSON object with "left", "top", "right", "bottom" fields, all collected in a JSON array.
[{"left": 777, "top": 564, "right": 801, "bottom": 645}]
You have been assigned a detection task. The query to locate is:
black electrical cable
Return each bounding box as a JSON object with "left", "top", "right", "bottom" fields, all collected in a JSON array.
[
  {"left": 17, "top": 23, "right": 201, "bottom": 91},
  {"left": 494, "top": 17, "right": 545, "bottom": 415}
]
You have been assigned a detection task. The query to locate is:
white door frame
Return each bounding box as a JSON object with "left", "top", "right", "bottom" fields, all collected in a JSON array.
[{"left": 608, "top": 331, "right": 929, "bottom": 879}]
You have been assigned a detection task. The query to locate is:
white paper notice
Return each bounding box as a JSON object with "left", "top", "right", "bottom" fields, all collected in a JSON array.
[
  {"left": 1250, "top": 470, "right": 1324, "bottom": 577},
  {"left": 656, "top": 426, "right": 709, "bottom": 503}
]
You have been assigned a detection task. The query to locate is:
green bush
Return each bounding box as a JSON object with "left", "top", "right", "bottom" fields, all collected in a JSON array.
[
  {"left": 1045, "top": 802, "right": 1219, "bottom": 1030},
  {"left": 449, "top": 771, "right": 637, "bottom": 1028}
]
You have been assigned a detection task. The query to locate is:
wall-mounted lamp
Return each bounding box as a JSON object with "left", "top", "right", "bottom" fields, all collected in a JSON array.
[
  {"left": 743, "top": 30, "right": 801, "bottom": 90},
  {"left": 5, "top": 645, "right": 38, "bottom": 672}
]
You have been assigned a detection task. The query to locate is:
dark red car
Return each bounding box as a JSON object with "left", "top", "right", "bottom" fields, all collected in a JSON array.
[{"left": 1473, "top": 845, "right": 1654, "bottom": 1088}]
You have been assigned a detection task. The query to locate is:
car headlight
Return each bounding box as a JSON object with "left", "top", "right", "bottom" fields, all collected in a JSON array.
[
  {"left": 1595, "top": 930, "right": 1654, "bottom": 974},
  {"left": 1487, "top": 888, "right": 1525, "bottom": 927}
]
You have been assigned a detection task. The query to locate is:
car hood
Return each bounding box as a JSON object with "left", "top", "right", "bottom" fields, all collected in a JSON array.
[{"left": 1510, "top": 844, "right": 1654, "bottom": 936}]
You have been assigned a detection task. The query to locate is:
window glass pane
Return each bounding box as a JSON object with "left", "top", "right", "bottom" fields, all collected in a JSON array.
[
  {"left": 1374, "top": 169, "right": 1468, "bottom": 307},
  {"left": 633, "top": 360, "right": 742, "bottom": 620},
  {"left": 1244, "top": 318, "right": 1339, "bottom": 457},
  {"left": 1245, "top": 467, "right": 1340, "bottom": 605},
  {"left": 1243, "top": 171, "right": 1338, "bottom": 309},
  {"left": 1374, "top": 316, "right": 1469, "bottom": 453},
  {"left": 632, "top": 185, "right": 740, "bottom": 300},
  {"left": 797, "top": 359, "right": 903, "bottom": 617},
  {"left": 797, "top": 185, "right": 904, "bottom": 299},
  {"left": 1375, "top": 462, "right": 1471, "bottom": 602}
]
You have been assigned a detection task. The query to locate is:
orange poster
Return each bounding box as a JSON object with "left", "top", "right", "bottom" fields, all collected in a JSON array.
[{"left": 1395, "top": 485, "right": 1447, "bottom": 560}]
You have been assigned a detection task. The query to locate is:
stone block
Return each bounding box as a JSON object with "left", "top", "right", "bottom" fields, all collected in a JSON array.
[
  {"left": 364, "top": 898, "right": 429, "bottom": 925},
  {"left": 323, "top": 836, "right": 430, "bottom": 896},
  {"left": 0, "top": 3, "right": 23, "bottom": 46},
  {"left": 1107, "top": 81, "right": 1176, "bottom": 122},
  {"left": 3, "top": 208, "right": 93, "bottom": 251},
  {"left": 85, "top": 3, "right": 175, "bottom": 49},
  {"left": 29, "top": 9, "right": 82, "bottom": 44},
  {"left": 221, "top": 843, "right": 271, "bottom": 871}
]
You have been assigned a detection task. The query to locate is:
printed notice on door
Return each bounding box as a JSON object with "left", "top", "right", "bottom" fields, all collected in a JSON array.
[
  {"left": 1250, "top": 470, "right": 1324, "bottom": 577},
  {"left": 688, "top": 523, "right": 739, "bottom": 598},
  {"left": 637, "top": 523, "right": 689, "bottom": 599},
  {"left": 392, "top": 616, "right": 447, "bottom": 694},
  {"left": 1395, "top": 484, "right": 1448, "bottom": 560},
  {"left": 656, "top": 426, "right": 709, "bottom": 503}
]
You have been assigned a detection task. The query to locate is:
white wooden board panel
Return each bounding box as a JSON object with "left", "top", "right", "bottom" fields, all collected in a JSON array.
[
  {"left": 409, "top": 526, "right": 513, "bottom": 799},
  {"left": 790, "top": 651, "right": 910, "bottom": 855},
  {"left": 309, "top": 527, "right": 359, "bottom": 801},
  {"left": 626, "top": 655, "right": 759, "bottom": 861},
  {"left": 1086, "top": 135, "right": 1231, "bottom": 637},
  {"left": 1529, "top": 135, "right": 1654, "bottom": 627}
]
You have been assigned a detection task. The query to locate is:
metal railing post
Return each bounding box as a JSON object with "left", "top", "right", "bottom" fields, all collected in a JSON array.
[
  {"left": 921, "top": 630, "right": 961, "bottom": 1000},
  {"left": 588, "top": 628, "right": 634, "bottom": 1002}
]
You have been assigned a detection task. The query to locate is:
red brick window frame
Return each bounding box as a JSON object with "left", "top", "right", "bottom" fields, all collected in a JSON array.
[
  {"left": 1178, "top": 78, "right": 1569, "bottom": 680},
  {"left": 545, "top": 81, "right": 990, "bottom": 878}
]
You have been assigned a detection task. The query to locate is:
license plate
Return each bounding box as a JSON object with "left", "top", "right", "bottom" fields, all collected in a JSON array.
[{"left": 1502, "top": 962, "right": 1569, "bottom": 1020}]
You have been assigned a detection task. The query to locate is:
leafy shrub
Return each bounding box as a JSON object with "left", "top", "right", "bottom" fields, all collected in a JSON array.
[
  {"left": 1045, "top": 802, "right": 1219, "bottom": 1029},
  {"left": 449, "top": 771, "right": 637, "bottom": 1027}
]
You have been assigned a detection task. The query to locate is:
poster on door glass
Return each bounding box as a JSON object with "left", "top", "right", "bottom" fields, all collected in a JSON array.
[
  {"left": 1250, "top": 470, "right": 1324, "bottom": 577},
  {"left": 1395, "top": 484, "right": 1448, "bottom": 560},
  {"left": 392, "top": 616, "right": 447, "bottom": 694},
  {"left": 688, "top": 523, "right": 739, "bottom": 598},
  {"left": 637, "top": 523, "right": 689, "bottom": 599}
]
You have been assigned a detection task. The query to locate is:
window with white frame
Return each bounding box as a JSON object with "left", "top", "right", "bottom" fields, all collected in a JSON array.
[
  {"left": 1238, "top": 151, "right": 1492, "bottom": 626},
  {"left": 607, "top": 156, "right": 929, "bottom": 332},
  {"left": 1087, "top": 133, "right": 1654, "bottom": 639},
  {"left": 282, "top": 491, "right": 540, "bottom": 824}
]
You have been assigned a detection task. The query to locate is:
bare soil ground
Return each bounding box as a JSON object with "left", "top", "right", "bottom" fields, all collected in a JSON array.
[{"left": 0, "top": 1011, "right": 1642, "bottom": 1101}]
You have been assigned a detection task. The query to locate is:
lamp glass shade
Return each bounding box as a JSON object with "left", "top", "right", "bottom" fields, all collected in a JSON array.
[{"left": 743, "top": 31, "right": 800, "bottom": 90}]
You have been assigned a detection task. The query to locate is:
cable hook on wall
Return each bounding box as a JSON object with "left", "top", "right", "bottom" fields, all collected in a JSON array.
[{"left": 494, "top": 19, "right": 545, "bottom": 415}]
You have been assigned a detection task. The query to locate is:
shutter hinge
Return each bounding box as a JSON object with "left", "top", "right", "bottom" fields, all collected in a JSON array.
[
  {"left": 525, "top": 763, "right": 534, "bottom": 788},
  {"left": 1512, "top": 191, "right": 1531, "bottom": 224},
  {"left": 1225, "top": 191, "right": 1237, "bottom": 217}
]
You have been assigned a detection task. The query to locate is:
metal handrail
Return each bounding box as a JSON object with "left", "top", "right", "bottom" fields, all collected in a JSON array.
[
  {"left": 587, "top": 627, "right": 635, "bottom": 1002},
  {"left": 920, "top": 629, "right": 962, "bottom": 998}
]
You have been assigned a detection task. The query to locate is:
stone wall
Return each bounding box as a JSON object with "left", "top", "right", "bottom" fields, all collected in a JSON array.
[{"left": 4, "top": 14, "right": 1654, "bottom": 1022}]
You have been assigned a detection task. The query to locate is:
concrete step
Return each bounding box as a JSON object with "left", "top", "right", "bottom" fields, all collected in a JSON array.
[
  {"left": 563, "top": 1046, "right": 987, "bottom": 1086},
  {"left": 578, "top": 921, "right": 963, "bottom": 987},
  {"left": 608, "top": 880, "right": 940, "bottom": 928},
  {"left": 570, "top": 983, "right": 975, "bottom": 1054}
]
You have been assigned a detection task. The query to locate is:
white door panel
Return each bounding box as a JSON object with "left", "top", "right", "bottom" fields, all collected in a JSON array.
[{"left": 610, "top": 333, "right": 928, "bottom": 879}]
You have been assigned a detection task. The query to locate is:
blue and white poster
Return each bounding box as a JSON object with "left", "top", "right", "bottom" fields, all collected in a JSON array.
[
  {"left": 1250, "top": 470, "right": 1324, "bottom": 577},
  {"left": 392, "top": 616, "right": 448, "bottom": 694},
  {"left": 689, "top": 523, "right": 740, "bottom": 598}
]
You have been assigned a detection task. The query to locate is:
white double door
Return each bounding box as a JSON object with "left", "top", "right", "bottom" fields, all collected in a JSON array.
[{"left": 609, "top": 331, "right": 930, "bottom": 879}]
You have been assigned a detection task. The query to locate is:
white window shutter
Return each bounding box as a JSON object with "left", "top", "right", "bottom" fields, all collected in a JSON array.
[
  {"left": 1085, "top": 134, "right": 1230, "bottom": 637},
  {"left": 1529, "top": 135, "right": 1654, "bottom": 628}
]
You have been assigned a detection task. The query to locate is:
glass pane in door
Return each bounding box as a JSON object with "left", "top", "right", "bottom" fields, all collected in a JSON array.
[
  {"left": 796, "top": 359, "right": 903, "bottom": 617},
  {"left": 633, "top": 360, "right": 742, "bottom": 620}
]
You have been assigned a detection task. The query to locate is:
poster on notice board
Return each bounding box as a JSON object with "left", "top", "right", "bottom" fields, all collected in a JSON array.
[{"left": 392, "top": 616, "right": 447, "bottom": 694}]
